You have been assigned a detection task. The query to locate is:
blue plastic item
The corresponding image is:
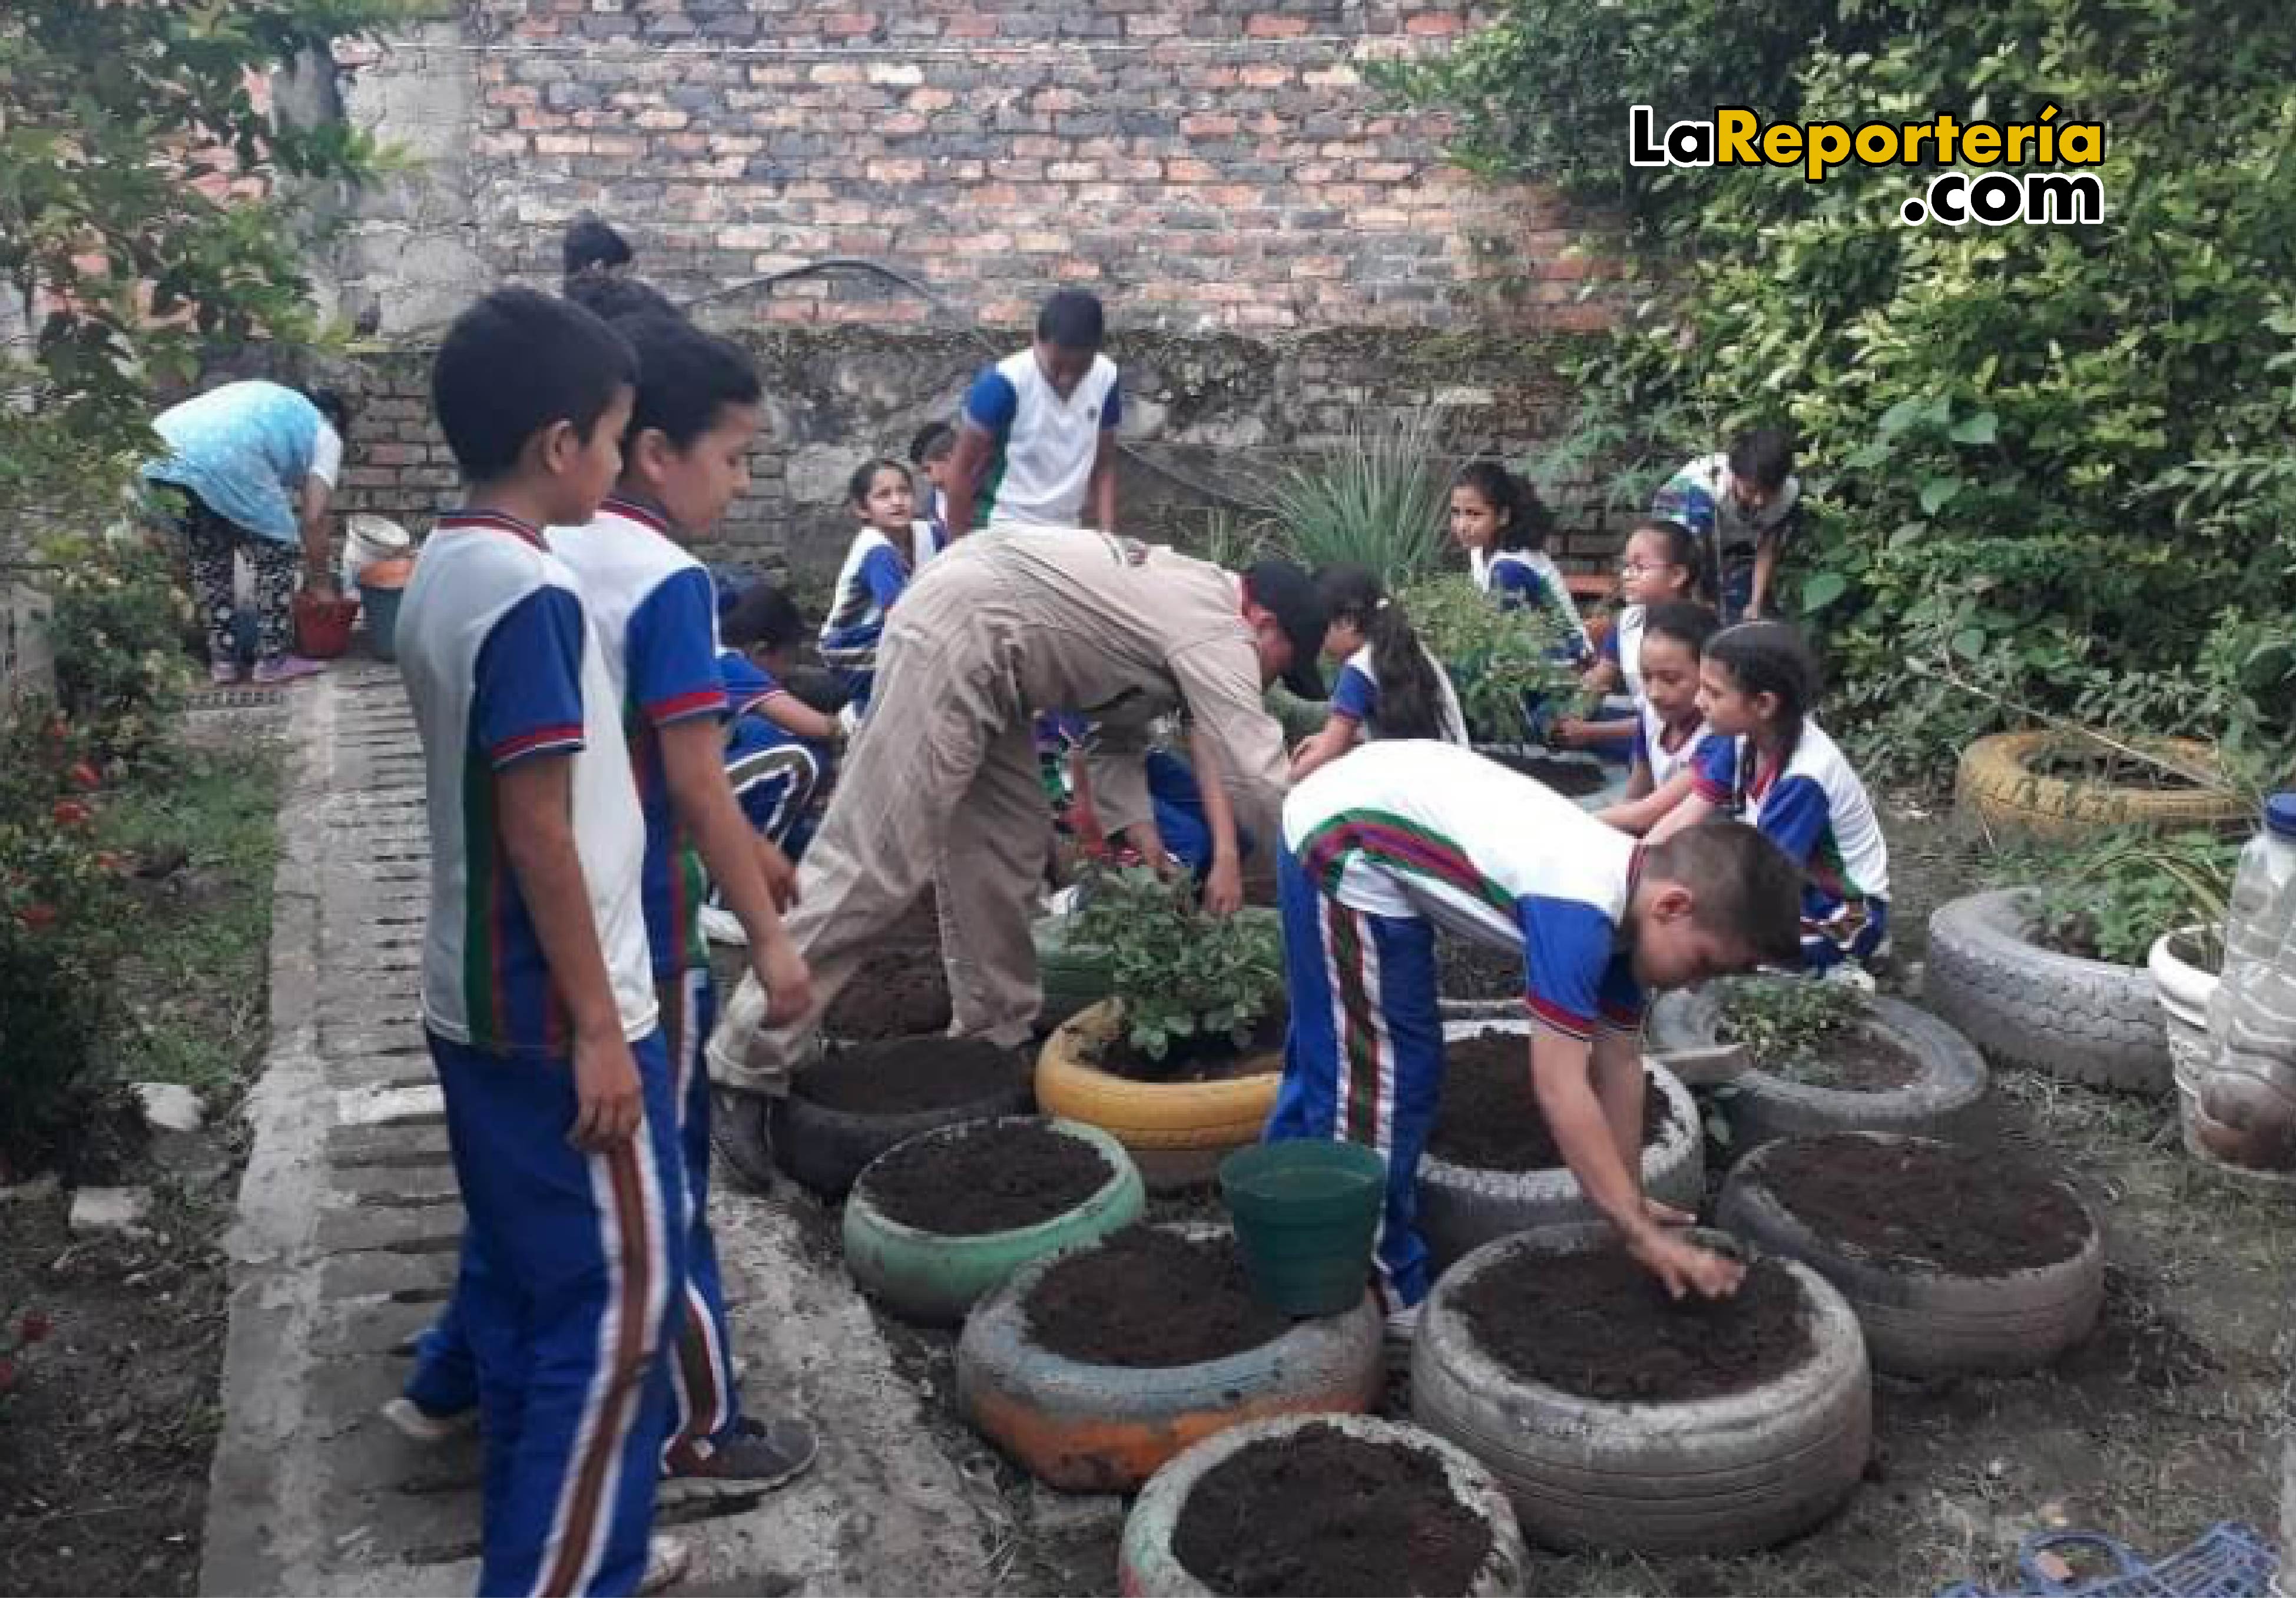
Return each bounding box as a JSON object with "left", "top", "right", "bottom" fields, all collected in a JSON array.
[
  {"left": 2265, "top": 792, "right": 2296, "bottom": 841},
  {"left": 1936, "top": 1523, "right": 2278, "bottom": 1598}
]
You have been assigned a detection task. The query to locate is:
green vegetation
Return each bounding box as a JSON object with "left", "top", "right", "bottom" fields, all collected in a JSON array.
[
  {"left": 2012, "top": 829, "right": 2237, "bottom": 968},
  {"left": 1072, "top": 865, "right": 1284, "bottom": 1061}
]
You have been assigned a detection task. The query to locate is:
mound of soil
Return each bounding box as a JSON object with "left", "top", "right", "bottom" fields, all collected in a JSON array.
[
  {"left": 1096, "top": 1003, "right": 1288, "bottom": 1084},
  {"left": 1761, "top": 1133, "right": 2093, "bottom": 1275},
  {"left": 1439, "top": 939, "right": 1522, "bottom": 1003},
  {"left": 1025, "top": 1225, "right": 1291, "bottom": 1369},
  {"left": 1764, "top": 1025, "right": 1923, "bottom": 1091},
  {"left": 1429, "top": 1030, "right": 1675, "bottom": 1169},
  {"left": 861, "top": 1121, "right": 1109, "bottom": 1235},
  {"left": 1482, "top": 749, "right": 1611, "bottom": 796},
  {"left": 822, "top": 945, "right": 953, "bottom": 1041},
  {"left": 1172, "top": 1422, "right": 1495, "bottom": 1598},
  {"left": 793, "top": 1035, "right": 1022, "bottom": 1114},
  {"left": 1456, "top": 1246, "right": 1811, "bottom": 1401}
]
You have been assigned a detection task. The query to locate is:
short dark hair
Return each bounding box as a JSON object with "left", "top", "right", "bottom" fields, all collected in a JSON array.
[
  {"left": 722, "top": 582, "right": 808, "bottom": 653},
  {"left": 1641, "top": 600, "right": 1719, "bottom": 657},
  {"left": 615, "top": 313, "right": 761, "bottom": 452},
  {"left": 1035, "top": 290, "right": 1105, "bottom": 350},
  {"left": 564, "top": 273, "right": 682, "bottom": 323},
  {"left": 1645, "top": 820, "right": 1806, "bottom": 968},
  {"left": 847, "top": 456, "right": 909, "bottom": 508},
  {"left": 909, "top": 420, "right": 956, "bottom": 465},
  {"left": 1728, "top": 428, "right": 1796, "bottom": 492},
  {"left": 563, "top": 217, "right": 633, "bottom": 278},
  {"left": 306, "top": 386, "right": 353, "bottom": 435},
  {"left": 432, "top": 287, "right": 636, "bottom": 484}
]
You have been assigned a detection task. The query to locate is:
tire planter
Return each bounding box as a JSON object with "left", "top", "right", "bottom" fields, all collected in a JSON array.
[
  {"left": 2149, "top": 926, "right": 2220, "bottom": 1137},
  {"left": 1955, "top": 730, "right": 2247, "bottom": 841},
  {"left": 1036, "top": 1000, "right": 1283, "bottom": 1192},
  {"left": 841, "top": 1117, "right": 1145, "bottom": 1326},
  {"left": 771, "top": 1047, "right": 1036, "bottom": 1199},
  {"left": 1926, "top": 888, "right": 2172, "bottom": 1094},
  {"left": 1412, "top": 1224, "right": 1871, "bottom": 1556},
  {"left": 1648, "top": 988, "right": 1989, "bottom": 1150},
  {"left": 957, "top": 1226, "right": 1383, "bottom": 1493},
  {"left": 1717, "top": 1134, "right": 2105, "bottom": 1378},
  {"left": 1419, "top": 1019, "right": 1704, "bottom": 1272},
  {"left": 1117, "top": 1414, "right": 1529, "bottom": 1597}
]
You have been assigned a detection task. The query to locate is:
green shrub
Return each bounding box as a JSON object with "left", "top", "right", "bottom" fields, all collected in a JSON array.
[
  {"left": 1397, "top": 575, "right": 1578, "bottom": 742},
  {"left": 1255, "top": 409, "right": 1453, "bottom": 581},
  {"left": 1071, "top": 865, "right": 1284, "bottom": 1060},
  {"left": 2007, "top": 830, "right": 2238, "bottom": 969}
]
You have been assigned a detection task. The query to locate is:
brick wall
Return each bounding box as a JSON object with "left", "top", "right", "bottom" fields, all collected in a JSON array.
[{"left": 333, "top": 0, "right": 1603, "bottom": 336}]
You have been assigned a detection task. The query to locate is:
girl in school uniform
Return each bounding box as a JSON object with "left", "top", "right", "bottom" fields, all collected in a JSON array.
[
  {"left": 1449, "top": 459, "right": 1591, "bottom": 663},
  {"left": 1288, "top": 564, "right": 1469, "bottom": 782}
]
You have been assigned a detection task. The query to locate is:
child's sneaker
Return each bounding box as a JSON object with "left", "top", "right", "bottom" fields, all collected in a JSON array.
[
  {"left": 638, "top": 1536, "right": 691, "bottom": 1596},
  {"left": 253, "top": 653, "right": 327, "bottom": 685},
  {"left": 379, "top": 1395, "right": 478, "bottom": 1444},
  {"left": 663, "top": 1412, "right": 819, "bottom": 1501}
]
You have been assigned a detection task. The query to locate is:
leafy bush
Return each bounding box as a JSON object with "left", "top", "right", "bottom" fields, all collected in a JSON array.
[
  {"left": 1386, "top": 0, "right": 2296, "bottom": 788},
  {"left": 43, "top": 531, "right": 193, "bottom": 750},
  {"left": 1397, "top": 575, "right": 1578, "bottom": 742},
  {"left": 1714, "top": 974, "right": 1867, "bottom": 1067},
  {"left": 2009, "top": 831, "right": 2238, "bottom": 969},
  {"left": 1071, "top": 865, "right": 1285, "bottom": 1060},
  {"left": 1255, "top": 409, "right": 1454, "bottom": 581}
]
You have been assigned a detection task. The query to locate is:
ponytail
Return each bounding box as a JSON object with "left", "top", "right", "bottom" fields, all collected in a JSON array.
[
  {"left": 1454, "top": 459, "right": 1555, "bottom": 553},
  {"left": 1705, "top": 620, "right": 1815, "bottom": 770},
  {"left": 1316, "top": 563, "right": 1451, "bottom": 742}
]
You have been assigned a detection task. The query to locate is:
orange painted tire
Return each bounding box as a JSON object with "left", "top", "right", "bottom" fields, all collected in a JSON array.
[
  {"left": 956, "top": 1225, "right": 1383, "bottom": 1493},
  {"left": 1035, "top": 1001, "right": 1282, "bottom": 1190},
  {"left": 1954, "top": 730, "right": 2245, "bottom": 840}
]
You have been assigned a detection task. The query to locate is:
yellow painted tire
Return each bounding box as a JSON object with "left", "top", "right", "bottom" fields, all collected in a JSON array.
[
  {"left": 1954, "top": 731, "right": 2245, "bottom": 840},
  {"left": 1035, "top": 1001, "right": 1282, "bottom": 1190}
]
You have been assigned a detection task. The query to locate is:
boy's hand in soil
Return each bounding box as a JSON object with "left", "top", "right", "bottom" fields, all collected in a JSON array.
[
  {"left": 571, "top": 1026, "right": 644, "bottom": 1151},
  {"left": 1629, "top": 1226, "right": 1744, "bottom": 1301},
  {"left": 754, "top": 931, "right": 814, "bottom": 1030}
]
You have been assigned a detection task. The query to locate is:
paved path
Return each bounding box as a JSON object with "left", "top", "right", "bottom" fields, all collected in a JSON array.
[{"left": 201, "top": 664, "right": 993, "bottom": 1596}]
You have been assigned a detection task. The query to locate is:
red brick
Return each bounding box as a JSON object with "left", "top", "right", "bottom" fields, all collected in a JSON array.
[{"left": 1247, "top": 14, "right": 1310, "bottom": 37}]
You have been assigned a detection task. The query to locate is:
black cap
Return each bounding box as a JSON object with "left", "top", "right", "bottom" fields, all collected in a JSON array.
[{"left": 1243, "top": 558, "right": 1328, "bottom": 700}]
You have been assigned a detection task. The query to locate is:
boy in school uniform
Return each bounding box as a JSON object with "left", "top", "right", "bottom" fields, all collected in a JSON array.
[
  {"left": 390, "top": 287, "right": 684, "bottom": 1596},
  {"left": 1268, "top": 739, "right": 1807, "bottom": 1328},
  {"left": 1652, "top": 427, "right": 1800, "bottom": 623},
  {"left": 396, "top": 314, "right": 820, "bottom": 1496},
  {"left": 941, "top": 290, "right": 1122, "bottom": 538}
]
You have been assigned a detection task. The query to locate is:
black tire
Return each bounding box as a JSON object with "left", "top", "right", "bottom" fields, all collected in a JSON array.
[
  {"left": 1419, "top": 1028, "right": 1704, "bottom": 1273},
  {"left": 1649, "top": 989, "right": 1988, "bottom": 1151},
  {"left": 1411, "top": 1224, "right": 1871, "bottom": 1556},
  {"left": 956, "top": 1225, "right": 1384, "bottom": 1492},
  {"left": 1924, "top": 888, "right": 2172, "bottom": 1094},
  {"left": 1117, "top": 1414, "right": 1530, "bottom": 1597},
  {"left": 770, "top": 1053, "right": 1035, "bottom": 1199},
  {"left": 1717, "top": 1134, "right": 2105, "bottom": 1378}
]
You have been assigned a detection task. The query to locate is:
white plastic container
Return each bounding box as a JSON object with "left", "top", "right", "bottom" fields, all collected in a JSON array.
[
  {"left": 2197, "top": 792, "right": 2296, "bottom": 1182},
  {"left": 340, "top": 513, "right": 412, "bottom": 590}
]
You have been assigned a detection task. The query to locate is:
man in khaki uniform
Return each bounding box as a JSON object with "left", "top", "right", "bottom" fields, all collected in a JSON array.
[{"left": 707, "top": 527, "right": 1326, "bottom": 1187}]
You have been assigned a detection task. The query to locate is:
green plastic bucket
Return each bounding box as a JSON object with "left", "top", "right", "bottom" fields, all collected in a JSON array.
[
  {"left": 1219, "top": 1140, "right": 1386, "bottom": 1316},
  {"left": 360, "top": 579, "right": 406, "bottom": 663}
]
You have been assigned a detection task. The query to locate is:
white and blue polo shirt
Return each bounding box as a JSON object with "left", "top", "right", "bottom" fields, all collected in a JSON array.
[
  {"left": 817, "top": 527, "right": 913, "bottom": 710},
  {"left": 1284, "top": 740, "right": 1646, "bottom": 1041},
  {"left": 396, "top": 510, "right": 656, "bottom": 1055},
  {"left": 1328, "top": 643, "right": 1469, "bottom": 746},
  {"left": 1471, "top": 546, "right": 1592, "bottom": 661},
  {"left": 1600, "top": 602, "right": 1649, "bottom": 703},
  {"left": 962, "top": 348, "right": 1122, "bottom": 531},
  {"left": 1692, "top": 719, "right": 1890, "bottom": 925},
  {"left": 1632, "top": 704, "right": 1712, "bottom": 792},
  {"left": 1654, "top": 452, "right": 1800, "bottom": 563},
  {"left": 548, "top": 497, "right": 729, "bottom": 981}
]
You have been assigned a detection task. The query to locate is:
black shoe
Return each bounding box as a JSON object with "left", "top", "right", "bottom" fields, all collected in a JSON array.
[{"left": 711, "top": 1086, "right": 778, "bottom": 1193}]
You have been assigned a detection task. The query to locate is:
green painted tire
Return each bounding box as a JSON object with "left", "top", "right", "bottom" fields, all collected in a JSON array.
[{"left": 841, "top": 1117, "right": 1147, "bottom": 1327}]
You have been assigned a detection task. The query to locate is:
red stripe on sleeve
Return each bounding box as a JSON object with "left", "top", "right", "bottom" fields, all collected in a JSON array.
[
  {"left": 1523, "top": 993, "right": 1594, "bottom": 1043},
  {"left": 645, "top": 687, "right": 729, "bottom": 726},
  {"left": 491, "top": 724, "right": 584, "bottom": 766}
]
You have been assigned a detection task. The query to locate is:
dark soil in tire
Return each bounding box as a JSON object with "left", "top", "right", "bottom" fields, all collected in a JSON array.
[
  {"left": 1439, "top": 940, "right": 1521, "bottom": 1003},
  {"left": 1171, "top": 1421, "right": 1495, "bottom": 1598},
  {"left": 1757, "top": 1133, "right": 2093, "bottom": 1275},
  {"left": 2028, "top": 749, "right": 2200, "bottom": 791},
  {"left": 1482, "top": 750, "right": 1609, "bottom": 796},
  {"left": 794, "top": 1035, "right": 1021, "bottom": 1113},
  {"left": 822, "top": 945, "right": 953, "bottom": 1041},
  {"left": 1456, "top": 1247, "right": 1812, "bottom": 1401},
  {"left": 1751, "top": 1029, "right": 1923, "bottom": 1091},
  {"left": 860, "top": 1121, "right": 1109, "bottom": 1235},
  {"left": 1023, "top": 1225, "right": 1290, "bottom": 1368},
  {"left": 1429, "top": 1030, "right": 1674, "bottom": 1168},
  {"left": 1095, "top": 1003, "right": 1288, "bottom": 1083}
]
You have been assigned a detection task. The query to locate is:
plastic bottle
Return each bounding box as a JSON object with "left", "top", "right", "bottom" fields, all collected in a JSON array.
[{"left": 2199, "top": 792, "right": 2296, "bottom": 1173}]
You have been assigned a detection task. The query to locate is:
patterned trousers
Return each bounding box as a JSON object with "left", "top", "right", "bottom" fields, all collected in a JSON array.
[{"left": 178, "top": 497, "right": 299, "bottom": 664}]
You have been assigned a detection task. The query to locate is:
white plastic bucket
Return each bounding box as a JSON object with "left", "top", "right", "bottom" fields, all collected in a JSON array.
[{"left": 341, "top": 514, "right": 412, "bottom": 590}]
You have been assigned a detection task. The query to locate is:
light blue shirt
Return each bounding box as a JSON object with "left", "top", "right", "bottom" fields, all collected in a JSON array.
[{"left": 143, "top": 382, "right": 340, "bottom": 546}]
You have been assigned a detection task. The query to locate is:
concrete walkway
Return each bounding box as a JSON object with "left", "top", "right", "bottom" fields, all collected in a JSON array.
[{"left": 201, "top": 664, "right": 993, "bottom": 1596}]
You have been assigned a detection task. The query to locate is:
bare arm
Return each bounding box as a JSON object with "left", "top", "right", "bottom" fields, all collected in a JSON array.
[
  {"left": 1089, "top": 429, "right": 1119, "bottom": 532},
  {"left": 658, "top": 719, "right": 811, "bottom": 1025},
  {"left": 1287, "top": 714, "right": 1360, "bottom": 784},
  {"left": 1622, "top": 758, "right": 1655, "bottom": 803},
  {"left": 943, "top": 424, "right": 994, "bottom": 541},
  {"left": 496, "top": 756, "right": 641, "bottom": 1149},
  {"left": 1598, "top": 766, "right": 1699, "bottom": 836},
  {"left": 1748, "top": 532, "right": 1781, "bottom": 620},
  {"left": 760, "top": 693, "right": 841, "bottom": 745},
  {"left": 1646, "top": 783, "right": 1719, "bottom": 842},
  {"left": 1186, "top": 725, "right": 1244, "bottom": 917},
  {"left": 299, "top": 475, "right": 336, "bottom": 591}
]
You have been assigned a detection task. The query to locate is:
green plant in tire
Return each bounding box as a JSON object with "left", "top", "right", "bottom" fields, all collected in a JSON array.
[
  {"left": 1714, "top": 975, "right": 1867, "bottom": 1087},
  {"left": 1073, "top": 866, "right": 1284, "bottom": 1060},
  {"left": 2006, "top": 829, "right": 2238, "bottom": 968}
]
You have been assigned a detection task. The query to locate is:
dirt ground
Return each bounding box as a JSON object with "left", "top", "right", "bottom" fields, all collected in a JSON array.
[{"left": 837, "top": 798, "right": 2291, "bottom": 1598}]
